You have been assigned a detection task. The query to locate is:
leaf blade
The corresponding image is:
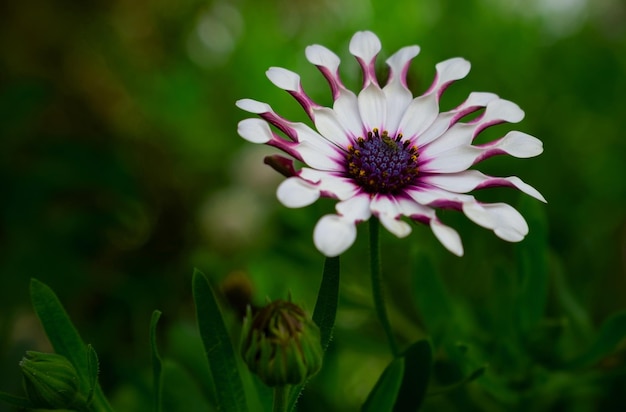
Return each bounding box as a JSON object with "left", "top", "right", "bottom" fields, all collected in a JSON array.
[
  {"left": 362, "top": 358, "right": 405, "bottom": 412},
  {"left": 192, "top": 269, "right": 248, "bottom": 412}
]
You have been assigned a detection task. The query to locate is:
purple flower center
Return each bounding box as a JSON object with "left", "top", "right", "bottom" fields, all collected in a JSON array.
[{"left": 346, "top": 129, "right": 419, "bottom": 194}]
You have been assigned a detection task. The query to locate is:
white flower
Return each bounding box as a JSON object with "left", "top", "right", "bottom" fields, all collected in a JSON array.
[{"left": 237, "top": 31, "right": 545, "bottom": 257}]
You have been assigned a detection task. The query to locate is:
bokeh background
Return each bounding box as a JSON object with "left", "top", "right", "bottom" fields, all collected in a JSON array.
[{"left": 1, "top": 0, "right": 625, "bottom": 410}]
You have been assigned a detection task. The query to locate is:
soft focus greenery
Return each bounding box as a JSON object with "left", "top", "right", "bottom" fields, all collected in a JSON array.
[{"left": 1, "top": 0, "right": 625, "bottom": 411}]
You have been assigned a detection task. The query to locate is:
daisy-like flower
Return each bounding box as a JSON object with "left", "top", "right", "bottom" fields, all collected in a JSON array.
[{"left": 236, "top": 31, "right": 545, "bottom": 257}]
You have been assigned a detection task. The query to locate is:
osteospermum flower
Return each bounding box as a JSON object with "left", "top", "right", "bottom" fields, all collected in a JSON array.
[{"left": 236, "top": 31, "right": 545, "bottom": 257}]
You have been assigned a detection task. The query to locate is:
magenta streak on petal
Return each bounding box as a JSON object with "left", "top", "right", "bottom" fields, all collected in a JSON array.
[
  {"left": 287, "top": 89, "right": 319, "bottom": 120},
  {"left": 474, "top": 177, "right": 526, "bottom": 191},
  {"left": 427, "top": 199, "right": 463, "bottom": 210},
  {"left": 472, "top": 148, "right": 507, "bottom": 165},
  {"left": 314, "top": 65, "right": 343, "bottom": 101},
  {"left": 355, "top": 56, "right": 379, "bottom": 88},
  {"left": 266, "top": 131, "right": 303, "bottom": 161},
  {"left": 449, "top": 105, "right": 487, "bottom": 126},
  {"left": 259, "top": 112, "right": 300, "bottom": 142},
  {"left": 470, "top": 119, "right": 505, "bottom": 141},
  {"left": 423, "top": 73, "right": 456, "bottom": 100}
]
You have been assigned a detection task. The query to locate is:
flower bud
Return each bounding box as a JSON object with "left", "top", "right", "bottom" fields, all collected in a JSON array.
[
  {"left": 20, "top": 351, "right": 79, "bottom": 409},
  {"left": 241, "top": 300, "right": 322, "bottom": 386}
]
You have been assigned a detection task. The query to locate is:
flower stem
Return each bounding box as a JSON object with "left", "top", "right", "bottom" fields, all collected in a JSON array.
[
  {"left": 273, "top": 385, "right": 289, "bottom": 412},
  {"left": 369, "top": 218, "right": 399, "bottom": 357}
]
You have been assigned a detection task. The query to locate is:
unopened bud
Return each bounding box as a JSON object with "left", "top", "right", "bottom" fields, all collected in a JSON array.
[
  {"left": 241, "top": 300, "right": 322, "bottom": 386},
  {"left": 20, "top": 351, "right": 79, "bottom": 409}
]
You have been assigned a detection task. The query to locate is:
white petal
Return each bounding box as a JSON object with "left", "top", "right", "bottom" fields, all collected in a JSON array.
[
  {"left": 385, "top": 45, "right": 421, "bottom": 87},
  {"left": 358, "top": 84, "right": 386, "bottom": 131},
  {"left": 305, "top": 44, "right": 340, "bottom": 72},
  {"left": 462, "top": 202, "right": 529, "bottom": 242},
  {"left": 463, "top": 92, "right": 500, "bottom": 108},
  {"left": 235, "top": 98, "right": 271, "bottom": 114},
  {"left": 397, "top": 93, "right": 439, "bottom": 139},
  {"left": 433, "top": 58, "right": 471, "bottom": 88},
  {"left": 384, "top": 45, "right": 420, "bottom": 132},
  {"left": 336, "top": 194, "right": 372, "bottom": 222},
  {"left": 314, "top": 215, "right": 357, "bottom": 257},
  {"left": 420, "top": 123, "right": 474, "bottom": 155},
  {"left": 370, "top": 196, "right": 411, "bottom": 238},
  {"left": 496, "top": 131, "right": 543, "bottom": 158},
  {"left": 277, "top": 177, "right": 320, "bottom": 208},
  {"left": 413, "top": 111, "right": 455, "bottom": 147},
  {"left": 300, "top": 169, "right": 360, "bottom": 201},
  {"left": 396, "top": 197, "right": 436, "bottom": 220},
  {"left": 333, "top": 90, "right": 364, "bottom": 138},
  {"left": 349, "top": 31, "right": 382, "bottom": 63},
  {"left": 423, "top": 170, "right": 546, "bottom": 203},
  {"left": 266, "top": 67, "right": 300, "bottom": 92},
  {"left": 407, "top": 186, "right": 474, "bottom": 207},
  {"left": 312, "top": 107, "right": 352, "bottom": 147},
  {"left": 420, "top": 145, "right": 482, "bottom": 173},
  {"left": 237, "top": 118, "right": 272, "bottom": 143},
  {"left": 430, "top": 220, "right": 464, "bottom": 256},
  {"left": 297, "top": 141, "right": 342, "bottom": 171},
  {"left": 481, "top": 99, "right": 525, "bottom": 125}
]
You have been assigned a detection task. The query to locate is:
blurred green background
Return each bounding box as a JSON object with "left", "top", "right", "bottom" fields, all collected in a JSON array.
[{"left": 1, "top": 0, "right": 625, "bottom": 410}]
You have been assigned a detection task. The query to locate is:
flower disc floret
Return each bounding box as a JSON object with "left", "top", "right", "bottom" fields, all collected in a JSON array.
[
  {"left": 236, "top": 31, "right": 546, "bottom": 257},
  {"left": 346, "top": 129, "right": 419, "bottom": 195}
]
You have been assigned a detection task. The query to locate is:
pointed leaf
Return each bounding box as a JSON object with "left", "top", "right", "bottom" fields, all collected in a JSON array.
[
  {"left": 362, "top": 358, "right": 405, "bottom": 412},
  {"left": 150, "top": 310, "right": 163, "bottom": 412},
  {"left": 394, "top": 340, "right": 433, "bottom": 412},
  {"left": 192, "top": 269, "right": 248, "bottom": 412},
  {"left": 29, "top": 279, "right": 114, "bottom": 412},
  {"left": 29, "top": 279, "right": 90, "bottom": 394},
  {"left": 289, "top": 256, "right": 341, "bottom": 411}
]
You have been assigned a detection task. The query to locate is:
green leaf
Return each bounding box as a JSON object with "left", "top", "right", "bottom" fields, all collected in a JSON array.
[
  {"left": 86, "top": 344, "right": 99, "bottom": 403},
  {"left": 411, "top": 252, "right": 454, "bottom": 344},
  {"left": 516, "top": 197, "right": 549, "bottom": 333},
  {"left": 393, "top": 340, "right": 432, "bottom": 412},
  {"left": 29, "top": 278, "right": 90, "bottom": 395},
  {"left": 289, "top": 256, "right": 341, "bottom": 411},
  {"left": 29, "top": 279, "right": 115, "bottom": 412},
  {"left": 150, "top": 310, "right": 163, "bottom": 412},
  {"left": 362, "top": 358, "right": 405, "bottom": 412},
  {"left": 0, "top": 392, "right": 33, "bottom": 408},
  {"left": 192, "top": 269, "right": 248, "bottom": 412},
  {"left": 567, "top": 310, "right": 626, "bottom": 368}
]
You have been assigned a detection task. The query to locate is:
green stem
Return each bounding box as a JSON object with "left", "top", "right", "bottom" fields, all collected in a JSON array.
[
  {"left": 369, "top": 218, "right": 399, "bottom": 357},
  {"left": 273, "top": 385, "right": 289, "bottom": 412}
]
